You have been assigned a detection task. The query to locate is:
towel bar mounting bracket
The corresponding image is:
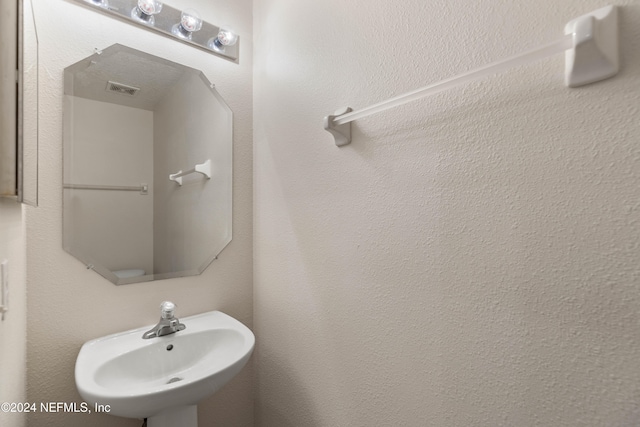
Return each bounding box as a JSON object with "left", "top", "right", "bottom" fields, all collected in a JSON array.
[{"left": 324, "top": 107, "right": 352, "bottom": 147}]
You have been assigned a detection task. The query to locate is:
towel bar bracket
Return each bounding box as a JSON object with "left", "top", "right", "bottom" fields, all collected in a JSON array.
[
  {"left": 565, "top": 5, "right": 618, "bottom": 87},
  {"left": 324, "top": 107, "right": 352, "bottom": 147}
]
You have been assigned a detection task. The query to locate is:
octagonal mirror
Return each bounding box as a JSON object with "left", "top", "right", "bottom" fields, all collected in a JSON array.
[{"left": 63, "top": 44, "right": 232, "bottom": 285}]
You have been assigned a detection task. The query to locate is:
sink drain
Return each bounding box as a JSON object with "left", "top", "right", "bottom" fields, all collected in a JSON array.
[{"left": 167, "top": 377, "right": 183, "bottom": 384}]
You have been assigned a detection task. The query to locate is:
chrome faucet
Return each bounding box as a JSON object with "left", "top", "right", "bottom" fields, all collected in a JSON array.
[{"left": 142, "top": 301, "right": 186, "bottom": 339}]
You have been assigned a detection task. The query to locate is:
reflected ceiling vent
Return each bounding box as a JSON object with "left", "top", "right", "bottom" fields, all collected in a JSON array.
[{"left": 105, "top": 81, "right": 140, "bottom": 97}]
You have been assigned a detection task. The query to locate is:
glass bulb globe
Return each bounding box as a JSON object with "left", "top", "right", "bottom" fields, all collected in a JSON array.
[
  {"left": 171, "top": 8, "right": 202, "bottom": 39},
  {"left": 138, "top": 0, "right": 162, "bottom": 15},
  {"left": 217, "top": 27, "right": 238, "bottom": 46},
  {"left": 180, "top": 9, "right": 202, "bottom": 32},
  {"left": 131, "top": 0, "right": 163, "bottom": 24},
  {"left": 208, "top": 26, "right": 238, "bottom": 51}
]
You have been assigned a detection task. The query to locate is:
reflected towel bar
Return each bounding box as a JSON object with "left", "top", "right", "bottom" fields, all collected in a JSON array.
[
  {"left": 169, "top": 159, "right": 212, "bottom": 186},
  {"left": 324, "top": 5, "right": 619, "bottom": 146},
  {"left": 64, "top": 183, "right": 149, "bottom": 195}
]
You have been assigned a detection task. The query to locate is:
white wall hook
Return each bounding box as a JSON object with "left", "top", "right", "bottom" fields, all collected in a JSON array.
[{"left": 565, "top": 5, "right": 618, "bottom": 87}]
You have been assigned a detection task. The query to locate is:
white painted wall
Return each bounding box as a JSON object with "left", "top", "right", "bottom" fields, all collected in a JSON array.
[
  {"left": 0, "top": 200, "right": 26, "bottom": 427},
  {"left": 26, "top": 0, "right": 253, "bottom": 425},
  {"left": 253, "top": 1, "right": 640, "bottom": 425},
  {"left": 63, "top": 96, "right": 154, "bottom": 275}
]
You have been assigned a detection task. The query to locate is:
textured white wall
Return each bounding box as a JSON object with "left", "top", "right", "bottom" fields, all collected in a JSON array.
[
  {"left": 253, "top": 1, "right": 640, "bottom": 426},
  {"left": 0, "top": 200, "right": 26, "bottom": 427},
  {"left": 26, "top": 0, "right": 253, "bottom": 426}
]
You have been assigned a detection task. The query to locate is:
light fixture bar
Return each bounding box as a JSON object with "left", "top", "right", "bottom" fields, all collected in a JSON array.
[{"left": 70, "top": 0, "right": 239, "bottom": 62}]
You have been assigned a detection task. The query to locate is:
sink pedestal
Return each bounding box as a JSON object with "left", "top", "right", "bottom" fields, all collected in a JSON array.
[{"left": 148, "top": 405, "right": 197, "bottom": 427}]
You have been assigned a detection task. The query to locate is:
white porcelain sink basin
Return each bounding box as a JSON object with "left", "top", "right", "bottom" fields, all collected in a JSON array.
[{"left": 75, "top": 310, "right": 254, "bottom": 425}]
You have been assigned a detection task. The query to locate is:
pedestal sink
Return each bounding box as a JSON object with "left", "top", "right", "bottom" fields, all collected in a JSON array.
[{"left": 75, "top": 310, "right": 254, "bottom": 426}]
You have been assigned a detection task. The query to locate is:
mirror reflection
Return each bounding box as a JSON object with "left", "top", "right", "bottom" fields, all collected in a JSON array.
[{"left": 63, "top": 44, "right": 232, "bottom": 285}]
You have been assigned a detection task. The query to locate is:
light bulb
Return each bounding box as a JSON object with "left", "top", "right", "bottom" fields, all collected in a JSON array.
[
  {"left": 171, "top": 8, "right": 202, "bottom": 40},
  {"left": 208, "top": 26, "right": 238, "bottom": 52},
  {"left": 131, "top": 0, "right": 163, "bottom": 25},
  {"left": 138, "top": 0, "right": 162, "bottom": 15},
  {"left": 181, "top": 9, "right": 202, "bottom": 32}
]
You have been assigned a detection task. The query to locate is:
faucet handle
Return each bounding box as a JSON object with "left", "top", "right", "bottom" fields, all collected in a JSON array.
[{"left": 160, "top": 301, "right": 177, "bottom": 319}]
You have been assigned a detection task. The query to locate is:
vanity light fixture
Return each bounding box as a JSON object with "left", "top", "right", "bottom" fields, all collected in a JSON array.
[
  {"left": 69, "top": 0, "right": 240, "bottom": 61},
  {"left": 130, "top": 0, "right": 163, "bottom": 25},
  {"left": 208, "top": 26, "right": 238, "bottom": 52},
  {"left": 171, "top": 8, "right": 203, "bottom": 40}
]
